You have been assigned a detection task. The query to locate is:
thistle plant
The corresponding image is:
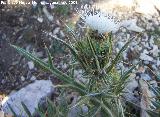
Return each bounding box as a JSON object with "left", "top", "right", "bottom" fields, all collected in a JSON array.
[{"left": 10, "top": 6, "right": 142, "bottom": 117}]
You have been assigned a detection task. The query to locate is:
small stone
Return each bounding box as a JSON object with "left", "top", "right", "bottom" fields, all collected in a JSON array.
[
  {"left": 53, "top": 27, "right": 60, "bottom": 35},
  {"left": 26, "top": 45, "right": 31, "bottom": 52},
  {"left": 152, "top": 64, "right": 158, "bottom": 70},
  {"left": 43, "top": 58, "right": 48, "bottom": 63},
  {"left": 35, "top": 51, "right": 43, "bottom": 58},
  {"left": 143, "top": 60, "right": 150, "bottom": 65},
  {"left": 40, "top": 1, "right": 46, "bottom": 5},
  {"left": 141, "top": 73, "right": 152, "bottom": 81},
  {"left": 50, "top": 4, "right": 54, "bottom": 9},
  {"left": 157, "top": 59, "right": 160, "bottom": 67},
  {"left": 37, "top": 17, "right": 43, "bottom": 23},
  {"left": 150, "top": 45, "right": 159, "bottom": 57},
  {"left": 1, "top": 79, "right": 6, "bottom": 84},
  {"left": 116, "top": 48, "right": 120, "bottom": 53},
  {"left": 149, "top": 37, "right": 154, "bottom": 45},
  {"left": 117, "top": 41, "right": 125, "bottom": 50},
  {"left": 60, "top": 30, "right": 65, "bottom": 38},
  {"left": 149, "top": 80, "right": 158, "bottom": 87},
  {"left": 122, "top": 19, "right": 144, "bottom": 32},
  {"left": 117, "top": 62, "right": 125, "bottom": 70},
  {"left": 137, "top": 46, "right": 142, "bottom": 51},
  {"left": 138, "top": 67, "right": 145, "bottom": 73},
  {"left": 82, "top": 105, "right": 88, "bottom": 114},
  {"left": 126, "top": 34, "right": 130, "bottom": 39},
  {"left": 12, "top": 61, "right": 19, "bottom": 66},
  {"left": 74, "top": 70, "right": 83, "bottom": 79},
  {"left": 154, "top": 20, "right": 159, "bottom": 25},
  {"left": 19, "top": 17, "right": 23, "bottom": 22},
  {"left": 62, "top": 63, "right": 67, "bottom": 69},
  {"left": 121, "top": 28, "right": 127, "bottom": 32},
  {"left": 27, "top": 61, "right": 34, "bottom": 70},
  {"left": 56, "top": 20, "right": 61, "bottom": 25},
  {"left": 144, "top": 49, "right": 149, "bottom": 54},
  {"left": 30, "top": 76, "right": 36, "bottom": 81},
  {"left": 32, "top": 1, "right": 37, "bottom": 7},
  {"left": 122, "top": 52, "right": 127, "bottom": 60},
  {"left": 140, "top": 50, "right": 153, "bottom": 61},
  {"left": 21, "top": 76, "right": 25, "bottom": 81},
  {"left": 142, "top": 33, "right": 148, "bottom": 41}
]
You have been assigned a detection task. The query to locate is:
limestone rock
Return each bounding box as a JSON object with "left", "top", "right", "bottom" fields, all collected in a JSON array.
[
  {"left": 2, "top": 80, "right": 54, "bottom": 116},
  {"left": 121, "top": 19, "right": 144, "bottom": 32}
]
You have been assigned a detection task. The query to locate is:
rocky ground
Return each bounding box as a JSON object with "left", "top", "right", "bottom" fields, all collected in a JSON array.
[
  {"left": 0, "top": 0, "right": 94, "bottom": 115},
  {"left": 0, "top": 0, "right": 160, "bottom": 116},
  {"left": 0, "top": 0, "right": 79, "bottom": 94}
]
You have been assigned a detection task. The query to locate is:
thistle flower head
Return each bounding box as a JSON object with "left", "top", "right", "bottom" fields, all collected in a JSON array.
[
  {"left": 77, "top": 5, "right": 144, "bottom": 33},
  {"left": 77, "top": 5, "right": 121, "bottom": 34}
]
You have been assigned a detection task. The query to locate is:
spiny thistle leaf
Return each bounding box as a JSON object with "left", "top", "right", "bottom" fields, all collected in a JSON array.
[
  {"left": 86, "top": 37, "right": 101, "bottom": 72},
  {"left": 147, "top": 110, "right": 159, "bottom": 117},
  {"left": 46, "top": 98, "right": 56, "bottom": 117},
  {"left": 10, "top": 44, "right": 86, "bottom": 95},
  {"left": 11, "top": 45, "right": 72, "bottom": 83},
  {"left": 106, "top": 39, "right": 131, "bottom": 73},
  {"left": 45, "top": 46, "right": 54, "bottom": 70}
]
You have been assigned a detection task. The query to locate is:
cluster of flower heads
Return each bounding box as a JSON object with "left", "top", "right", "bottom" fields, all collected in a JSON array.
[{"left": 77, "top": 5, "right": 121, "bottom": 34}]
